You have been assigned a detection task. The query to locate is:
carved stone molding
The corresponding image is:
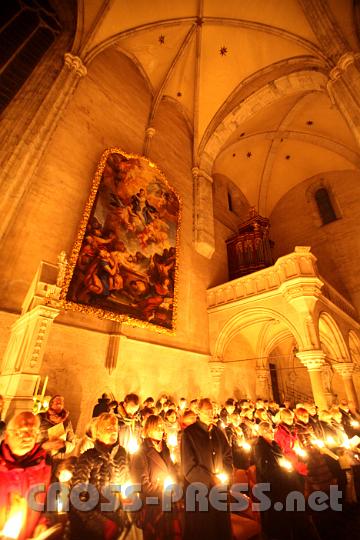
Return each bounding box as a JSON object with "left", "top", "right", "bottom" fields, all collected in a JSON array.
[
  {"left": 64, "top": 53, "right": 87, "bottom": 77},
  {"left": 296, "top": 350, "right": 326, "bottom": 371},
  {"left": 333, "top": 362, "right": 354, "bottom": 379}
]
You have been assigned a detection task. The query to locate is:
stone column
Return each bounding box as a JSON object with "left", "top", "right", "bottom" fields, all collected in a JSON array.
[
  {"left": 209, "top": 361, "right": 225, "bottom": 401},
  {"left": 327, "top": 53, "right": 360, "bottom": 149},
  {"left": 333, "top": 362, "right": 359, "bottom": 412},
  {"left": 256, "top": 367, "right": 272, "bottom": 400},
  {"left": 296, "top": 350, "right": 328, "bottom": 410},
  {"left": 0, "top": 53, "right": 87, "bottom": 244},
  {"left": 192, "top": 167, "right": 215, "bottom": 259},
  {"left": 0, "top": 305, "right": 61, "bottom": 418}
]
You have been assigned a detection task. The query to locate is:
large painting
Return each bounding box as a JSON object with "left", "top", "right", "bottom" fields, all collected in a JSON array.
[{"left": 62, "top": 148, "right": 180, "bottom": 332}]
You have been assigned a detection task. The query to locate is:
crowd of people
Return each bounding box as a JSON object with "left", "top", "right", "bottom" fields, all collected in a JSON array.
[{"left": 0, "top": 391, "right": 360, "bottom": 540}]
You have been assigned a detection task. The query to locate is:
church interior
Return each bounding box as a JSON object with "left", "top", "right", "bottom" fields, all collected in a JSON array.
[{"left": 1, "top": 0, "right": 360, "bottom": 436}]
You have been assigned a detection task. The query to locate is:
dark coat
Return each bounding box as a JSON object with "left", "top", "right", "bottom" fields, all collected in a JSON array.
[
  {"left": 131, "top": 438, "right": 181, "bottom": 540},
  {"left": 92, "top": 398, "right": 110, "bottom": 418},
  {"left": 181, "top": 420, "right": 233, "bottom": 540},
  {"left": 253, "top": 436, "right": 317, "bottom": 540},
  {"left": 225, "top": 424, "right": 250, "bottom": 469},
  {"left": 68, "top": 441, "right": 129, "bottom": 540}
]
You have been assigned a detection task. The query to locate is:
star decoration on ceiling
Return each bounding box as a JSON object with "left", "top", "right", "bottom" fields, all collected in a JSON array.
[
  {"left": 246, "top": 152, "right": 252, "bottom": 158},
  {"left": 158, "top": 35, "right": 165, "bottom": 44},
  {"left": 219, "top": 46, "right": 228, "bottom": 56}
]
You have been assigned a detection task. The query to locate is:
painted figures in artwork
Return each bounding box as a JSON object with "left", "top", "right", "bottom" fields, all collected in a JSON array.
[{"left": 67, "top": 151, "right": 180, "bottom": 330}]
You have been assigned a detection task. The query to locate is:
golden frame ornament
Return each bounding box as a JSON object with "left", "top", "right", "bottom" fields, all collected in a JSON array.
[{"left": 61, "top": 148, "right": 181, "bottom": 334}]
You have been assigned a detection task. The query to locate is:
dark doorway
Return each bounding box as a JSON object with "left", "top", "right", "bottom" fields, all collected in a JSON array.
[{"left": 269, "top": 363, "right": 281, "bottom": 403}]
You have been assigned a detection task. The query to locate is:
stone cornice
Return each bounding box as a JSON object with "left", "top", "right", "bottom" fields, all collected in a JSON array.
[{"left": 64, "top": 53, "right": 87, "bottom": 77}]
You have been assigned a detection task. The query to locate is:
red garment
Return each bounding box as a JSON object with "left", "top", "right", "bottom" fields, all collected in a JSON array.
[
  {"left": 0, "top": 442, "right": 51, "bottom": 540},
  {"left": 274, "top": 424, "right": 308, "bottom": 476}
]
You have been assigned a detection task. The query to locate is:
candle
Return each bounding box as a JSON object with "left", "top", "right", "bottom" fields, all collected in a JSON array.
[
  {"left": 58, "top": 469, "right": 72, "bottom": 483},
  {"left": 56, "top": 495, "right": 64, "bottom": 514},
  {"left": 1, "top": 498, "right": 27, "bottom": 539},
  {"left": 163, "top": 476, "right": 175, "bottom": 490},
  {"left": 351, "top": 420, "right": 359, "bottom": 428},
  {"left": 167, "top": 433, "right": 177, "bottom": 448},
  {"left": 326, "top": 436, "right": 335, "bottom": 446},
  {"left": 121, "top": 481, "right": 132, "bottom": 499},
  {"left": 170, "top": 450, "right": 176, "bottom": 464},
  {"left": 216, "top": 472, "right": 229, "bottom": 484},
  {"left": 40, "top": 376, "right": 48, "bottom": 400},
  {"left": 127, "top": 435, "right": 139, "bottom": 455},
  {"left": 312, "top": 438, "right": 325, "bottom": 448},
  {"left": 278, "top": 458, "right": 293, "bottom": 471},
  {"left": 241, "top": 442, "right": 251, "bottom": 452},
  {"left": 294, "top": 446, "right": 308, "bottom": 458}
]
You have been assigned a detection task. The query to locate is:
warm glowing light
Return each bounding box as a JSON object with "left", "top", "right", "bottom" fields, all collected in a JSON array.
[
  {"left": 312, "top": 439, "right": 325, "bottom": 448},
  {"left": 326, "top": 436, "right": 335, "bottom": 446},
  {"left": 351, "top": 420, "right": 360, "bottom": 428},
  {"left": 278, "top": 458, "right": 293, "bottom": 471},
  {"left": 294, "top": 447, "right": 308, "bottom": 458},
  {"left": 220, "top": 422, "right": 226, "bottom": 429},
  {"left": 1, "top": 502, "right": 26, "bottom": 539},
  {"left": 216, "top": 472, "right": 229, "bottom": 484},
  {"left": 127, "top": 436, "right": 139, "bottom": 455},
  {"left": 241, "top": 442, "right": 251, "bottom": 452},
  {"left": 57, "top": 496, "right": 63, "bottom": 514},
  {"left": 167, "top": 434, "right": 178, "bottom": 447},
  {"left": 58, "top": 469, "right": 72, "bottom": 483},
  {"left": 121, "top": 481, "right": 132, "bottom": 499},
  {"left": 163, "top": 476, "right": 174, "bottom": 490},
  {"left": 170, "top": 450, "right": 176, "bottom": 464}
]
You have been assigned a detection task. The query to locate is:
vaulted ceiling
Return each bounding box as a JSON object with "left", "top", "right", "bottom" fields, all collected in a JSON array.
[{"left": 74, "top": 0, "right": 360, "bottom": 216}]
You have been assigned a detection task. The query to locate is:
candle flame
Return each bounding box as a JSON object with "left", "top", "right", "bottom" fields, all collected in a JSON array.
[
  {"left": 1, "top": 502, "right": 26, "bottom": 539},
  {"left": 241, "top": 442, "right": 251, "bottom": 452},
  {"left": 216, "top": 472, "right": 229, "bottom": 484},
  {"left": 163, "top": 476, "right": 174, "bottom": 490},
  {"left": 58, "top": 469, "right": 72, "bottom": 483},
  {"left": 167, "top": 434, "right": 177, "bottom": 447},
  {"left": 279, "top": 458, "right": 293, "bottom": 471},
  {"left": 351, "top": 420, "right": 359, "bottom": 428},
  {"left": 127, "top": 436, "right": 139, "bottom": 455},
  {"left": 121, "top": 481, "right": 132, "bottom": 499},
  {"left": 312, "top": 438, "right": 325, "bottom": 448}
]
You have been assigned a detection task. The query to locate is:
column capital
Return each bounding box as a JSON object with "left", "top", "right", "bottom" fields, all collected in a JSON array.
[
  {"left": 145, "top": 126, "right": 156, "bottom": 138},
  {"left": 333, "top": 362, "right": 354, "bottom": 378},
  {"left": 209, "top": 360, "right": 225, "bottom": 378},
  {"left": 296, "top": 350, "right": 326, "bottom": 371},
  {"left": 191, "top": 166, "right": 213, "bottom": 183},
  {"left": 64, "top": 53, "right": 87, "bottom": 77}
]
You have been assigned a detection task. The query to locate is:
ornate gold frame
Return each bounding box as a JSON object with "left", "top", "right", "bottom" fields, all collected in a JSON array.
[{"left": 61, "top": 147, "right": 181, "bottom": 334}]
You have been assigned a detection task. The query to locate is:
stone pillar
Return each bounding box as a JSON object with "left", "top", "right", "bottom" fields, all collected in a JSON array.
[
  {"left": 0, "top": 53, "right": 87, "bottom": 244},
  {"left": 209, "top": 361, "right": 225, "bottom": 400},
  {"left": 143, "top": 126, "right": 156, "bottom": 156},
  {"left": 192, "top": 167, "right": 215, "bottom": 259},
  {"left": 0, "top": 305, "right": 61, "bottom": 418},
  {"left": 333, "top": 362, "right": 359, "bottom": 412},
  {"left": 296, "top": 350, "right": 328, "bottom": 411},
  {"left": 256, "top": 367, "right": 272, "bottom": 400},
  {"left": 327, "top": 53, "right": 360, "bottom": 149}
]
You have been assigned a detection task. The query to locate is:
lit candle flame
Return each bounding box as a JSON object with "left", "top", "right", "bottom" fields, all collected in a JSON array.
[
  {"left": 294, "top": 447, "right": 308, "bottom": 458},
  {"left": 351, "top": 420, "right": 359, "bottom": 428},
  {"left": 326, "top": 436, "right": 335, "bottom": 446},
  {"left": 216, "top": 472, "right": 229, "bottom": 484},
  {"left": 279, "top": 458, "right": 293, "bottom": 471},
  {"left": 170, "top": 450, "right": 176, "bottom": 464},
  {"left": 121, "top": 481, "right": 132, "bottom": 499},
  {"left": 241, "top": 442, "right": 251, "bottom": 452},
  {"left": 163, "top": 476, "right": 174, "bottom": 490},
  {"left": 58, "top": 469, "right": 72, "bottom": 483},
  {"left": 127, "top": 436, "right": 139, "bottom": 455},
  {"left": 167, "top": 433, "right": 177, "bottom": 447},
  {"left": 312, "top": 438, "right": 325, "bottom": 448},
  {"left": 1, "top": 501, "right": 27, "bottom": 539},
  {"left": 57, "top": 496, "right": 63, "bottom": 514}
]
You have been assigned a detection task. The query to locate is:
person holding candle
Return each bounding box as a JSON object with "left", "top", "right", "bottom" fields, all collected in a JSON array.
[
  {"left": 38, "top": 395, "right": 76, "bottom": 459},
  {"left": 131, "top": 414, "right": 181, "bottom": 540},
  {"left": 181, "top": 397, "right": 233, "bottom": 540},
  {"left": 0, "top": 412, "right": 51, "bottom": 540},
  {"left": 67, "top": 413, "right": 129, "bottom": 540},
  {"left": 116, "top": 393, "right": 142, "bottom": 453}
]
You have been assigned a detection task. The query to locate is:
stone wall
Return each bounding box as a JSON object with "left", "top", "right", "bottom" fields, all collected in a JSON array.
[{"left": 270, "top": 169, "right": 360, "bottom": 312}]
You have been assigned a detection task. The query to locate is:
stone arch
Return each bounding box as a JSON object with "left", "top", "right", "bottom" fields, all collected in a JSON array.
[
  {"left": 318, "top": 311, "right": 350, "bottom": 362},
  {"left": 199, "top": 69, "right": 329, "bottom": 174},
  {"left": 213, "top": 306, "right": 304, "bottom": 361},
  {"left": 349, "top": 330, "right": 360, "bottom": 370}
]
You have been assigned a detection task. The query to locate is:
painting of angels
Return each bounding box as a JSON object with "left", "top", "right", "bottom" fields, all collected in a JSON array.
[{"left": 64, "top": 149, "right": 180, "bottom": 331}]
